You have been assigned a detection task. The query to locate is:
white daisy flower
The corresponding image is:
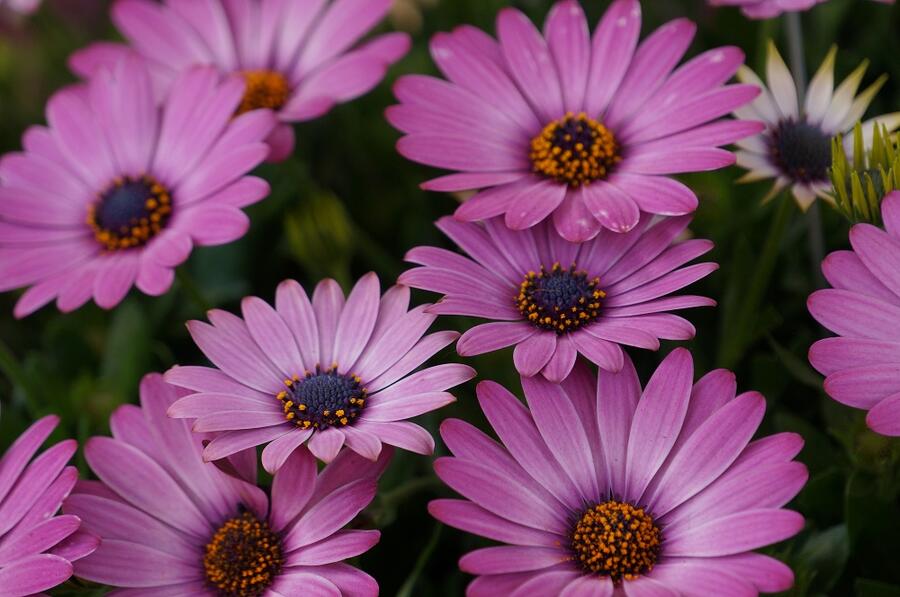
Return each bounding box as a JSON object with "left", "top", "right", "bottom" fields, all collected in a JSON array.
[{"left": 733, "top": 42, "right": 900, "bottom": 209}]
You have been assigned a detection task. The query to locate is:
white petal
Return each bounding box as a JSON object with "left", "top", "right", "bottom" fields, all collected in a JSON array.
[
  {"left": 765, "top": 41, "right": 799, "bottom": 120},
  {"left": 735, "top": 66, "right": 781, "bottom": 124},
  {"left": 822, "top": 60, "right": 869, "bottom": 132},
  {"left": 805, "top": 45, "right": 837, "bottom": 124},
  {"left": 836, "top": 75, "right": 889, "bottom": 133}
]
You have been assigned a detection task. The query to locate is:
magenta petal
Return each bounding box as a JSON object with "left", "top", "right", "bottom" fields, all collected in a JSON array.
[
  {"left": 307, "top": 429, "right": 346, "bottom": 463},
  {"left": 664, "top": 509, "right": 804, "bottom": 557},
  {"left": 866, "top": 392, "right": 900, "bottom": 436},
  {"left": 287, "top": 529, "right": 380, "bottom": 566},
  {"left": 283, "top": 479, "right": 377, "bottom": 551},
  {"left": 513, "top": 332, "right": 557, "bottom": 377},
  {"left": 428, "top": 499, "right": 559, "bottom": 547},
  {"left": 624, "top": 348, "right": 693, "bottom": 501},
  {"left": 459, "top": 545, "right": 563, "bottom": 575},
  {"left": 0, "top": 554, "right": 73, "bottom": 595},
  {"left": 581, "top": 182, "right": 641, "bottom": 233}
]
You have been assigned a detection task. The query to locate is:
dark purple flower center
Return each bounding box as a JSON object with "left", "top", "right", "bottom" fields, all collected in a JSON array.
[
  {"left": 769, "top": 119, "right": 832, "bottom": 183},
  {"left": 276, "top": 366, "right": 367, "bottom": 430},
  {"left": 530, "top": 112, "right": 621, "bottom": 187},
  {"left": 571, "top": 500, "right": 662, "bottom": 582},
  {"left": 204, "top": 511, "right": 282, "bottom": 597},
  {"left": 516, "top": 263, "right": 605, "bottom": 334},
  {"left": 87, "top": 175, "right": 172, "bottom": 251}
]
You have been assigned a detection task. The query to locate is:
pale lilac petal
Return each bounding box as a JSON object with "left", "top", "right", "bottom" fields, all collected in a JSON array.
[
  {"left": 624, "top": 348, "right": 693, "bottom": 501},
  {"left": 459, "top": 545, "right": 563, "bottom": 575},
  {"left": 458, "top": 322, "right": 537, "bottom": 357},
  {"left": 513, "top": 332, "right": 557, "bottom": 377},
  {"left": 664, "top": 509, "right": 804, "bottom": 557},
  {"left": 428, "top": 499, "right": 559, "bottom": 547},
  {"left": 307, "top": 429, "right": 346, "bottom": 463}
]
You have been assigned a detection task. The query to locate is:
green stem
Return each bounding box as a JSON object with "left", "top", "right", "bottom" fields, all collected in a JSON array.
[
  {"left": 0, "top": 337, "right": 40, "bottom": 417},
  {"left": 380, "top": 476, "right": 442, "bottom": 507},
  {"left": 785, "top": 12, "right": 826, "bottom": 287},
  {"left": 176, "top": 268, "right": 214, "bottom": 313},
  {"left": 396, "top": 523, "right": 443, "bottom": 597},
  {"left": 720, "top": 197, "right": 794, "bottom": 369}
]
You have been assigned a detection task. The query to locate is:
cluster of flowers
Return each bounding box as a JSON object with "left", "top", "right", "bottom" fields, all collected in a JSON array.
[{"left": 0, "top": 0, "right": 897, "bottom": 595}]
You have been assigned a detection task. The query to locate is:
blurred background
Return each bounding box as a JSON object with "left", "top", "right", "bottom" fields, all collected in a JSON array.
[{"left": 1, "top": 0, "right": 899, "bottom": 595}]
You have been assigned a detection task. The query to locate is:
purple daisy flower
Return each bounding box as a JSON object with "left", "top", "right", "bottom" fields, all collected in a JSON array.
[
  {"left": 431, "top": 349, "right": 807, "bottom": 596},
  {"left": 70, "top": 0, "right": 410, "bottom": 162},
  {"left": 387, "top": 0, "right": 762, "bottom": 241},
  {"left": 808, "top": 191, "right": 900, "bottom": 436},
  {"left": 166, "top": 273, "right": 475, "bottom": 471},
  {"left": 400, "top": 214, "right": 716, "bottom": 382},
  {"left": 66, "top": 373, "right": 388, "bottom": 596},
  {"left": 0, "top": 415, "right": 98, "bottom": 596},
  {"left": 0, "top": 57, "right": 276, "bottom": 317},
  {"left": 708, "top": 0, "right": 893, "bottom": 19}
]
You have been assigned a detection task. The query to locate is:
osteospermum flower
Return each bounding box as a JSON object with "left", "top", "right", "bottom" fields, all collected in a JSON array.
[
  {"left": 0, "top": 0, "right": 41, "bottom": 15},
  {"left": 0, "top": 415, "right": 98, "bottom": 596},
  {"left": 66, "top": 373, "right": 387, "bottom": 595},
  {"left": 733, "top": 42, "right": 900, "bottom": 209},
  {"left": 70, "top": 0, "right": 410, "bottom": 161},
  {"left": 808, "top": 192, "right": 900, "bottom": 436},
  {"left": 166, "top": 273, "right": 475, "bottom": 470},
  {"left": 0, "top": 58, "right": 275, "bottom": 316},
  {"left": 431, "top": 349, "right": 807, "bottom": 595},
  {"left": 708, "top": 0, "right": 893, "bottom": 20},
  {"left": 388, "top": 0, "right": 761, "bottom": 241},
  {"left": 400, "top": 214, "right": 716, "bottom": 381}
]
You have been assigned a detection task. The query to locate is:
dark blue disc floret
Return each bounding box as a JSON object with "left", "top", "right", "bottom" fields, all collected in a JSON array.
[{"left": 276, "top": 366, "right": 367, "bottom": 430}]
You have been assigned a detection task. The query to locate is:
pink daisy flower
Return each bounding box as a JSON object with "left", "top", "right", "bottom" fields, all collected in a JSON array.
[
  {"left": 400, "top": 214, "right": 716, "bottom": 382},
  {"left": 0, "top": 415, "right": 98, "bottom": 596},
  {"left": 387, "top": 0, "right": 762, "bottom": 242},
  {"left": 166, "top": 273, "right": 475, "bottom": 471},
  {"left": 66, "top": 373, "right": 388, "bottom": 595},
  {"left": 70, "top": 0, "right": 410, "bottom": 161},
  {"left": 708, "top": 0, "right": 893, "bottom": 19},
  {"left": 0, "top": 0, "right": 42, "bottom": 15},
  {"left": 808, "top": 192, "right": 900, "bottom": 436},
  {"left": 0, "top": 57, "right": 276, "bottom": 317},
  {"left": 431, "top": 349, "right": 807, "bottom": 596}
]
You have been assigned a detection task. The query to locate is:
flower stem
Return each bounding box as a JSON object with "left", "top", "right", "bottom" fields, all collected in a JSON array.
[
  {"left": 720, "top": 196, "right": 795, "bottom": 369},
  {"left": 785, "top": 11, "right": 826, "bottom": 287},
  {"left": 396, "top": 523, "right": 443, "bottom": 597},
  {"left": 0, "top": 337, "right": 41, "bottom": 417}
]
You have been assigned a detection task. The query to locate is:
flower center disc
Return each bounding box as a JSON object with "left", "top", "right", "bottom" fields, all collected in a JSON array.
[
  {"left": 204, "top": 512, "right": 282, "bottom": 597},
  {"left": 516, "top": 263, "right": 605, "bottom": 333},
  {"left": 571, "top": 500, "right": 662, "bottom": 582},
  {"left": 276, "top": 366, "right": 367, "bottom": 430},
  {"left": 530, "top": 112, "right": 621, "bottom": 187},
  {"left": 237, "top": 70, "right": 290, "bottom": 115},
  {"left": 770, "top": 119, "right": 832, "bottom": 183},
  {"left": 87, "top": 175, "right": 172, "bottom": 250}
]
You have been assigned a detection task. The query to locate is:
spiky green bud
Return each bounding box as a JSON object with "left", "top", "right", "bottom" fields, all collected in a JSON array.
[{"left": 830, "top": 122, "right": 900, "bottom": 225}]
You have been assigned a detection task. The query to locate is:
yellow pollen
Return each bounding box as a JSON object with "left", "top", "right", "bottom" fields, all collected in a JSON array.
[
  {"left": 203, "top": 512, "right": 282, "bottom": 597},
  {"left": 237, "top": 70, "right": 290, "bottom": 115},
  {"left": 571, "top": 500, "right": 661, "bottom": 582},
  {"left": 530, "top": 112, "right": 621, "bottom": 187},
  {"left": 516, "top": 263, "right": 605, "bottom": 334}
]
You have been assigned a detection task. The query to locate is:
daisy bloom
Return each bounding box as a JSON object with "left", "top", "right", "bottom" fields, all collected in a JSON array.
[
  {"left": 733, "top": 42, "right": 900, "bottom": 209},
  {"left": 70, "top": 0, "right": 410, "bottom": 161},
  {"left": 0, "top": 0, "right": 41, "bottom": 15},
  {"left": 708, "top": 0, "right": 893, "bottom": 20},
  {"left": 0, "top": 57, "right": 275, "bottom": 316},
  {"left": 431, "top": 349, "right": 807, "bottom": 596},
  {"left": 400, "top": 214, "right": 716, "bottom": 381},
  {"left": 808, "top": 192, "right": 900, "bottom": 436},
  {"left": 0, "top": 415, "right": 98, "bottom": 596},
  {"left": 66, "top": 373, "right": 388, "bottom": 596},
  {"left": 388, "top": 0, "right": 762, "bottom": 241},
  {"left": 166, "top": 273, "right": 475, "bottom": 471}
]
